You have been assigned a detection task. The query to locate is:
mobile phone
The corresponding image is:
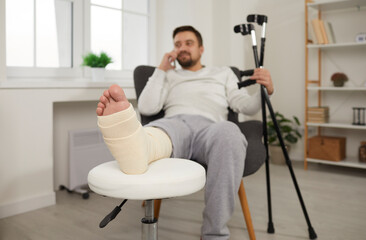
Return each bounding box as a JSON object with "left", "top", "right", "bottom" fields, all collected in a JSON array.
[{"left": 169, "top": 57, "right": 176, "bottom": 68}]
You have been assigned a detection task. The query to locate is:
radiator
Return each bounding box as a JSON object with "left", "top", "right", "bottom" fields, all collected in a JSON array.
[{"left": 68, "top": 128, "right": 114, "bottom": 191}]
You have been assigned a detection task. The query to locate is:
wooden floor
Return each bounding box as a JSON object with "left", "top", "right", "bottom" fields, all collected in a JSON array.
[{"left": 1, "top": 161, "right": 365, "bottom": 240}]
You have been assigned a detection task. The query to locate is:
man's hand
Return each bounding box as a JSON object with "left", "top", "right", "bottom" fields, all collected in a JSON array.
[
  {"left": 158, "top": 51, "right": 178, "bottom": 72},
  {"left": 250, "top": 68, "right": 274, "bottom": 95}
]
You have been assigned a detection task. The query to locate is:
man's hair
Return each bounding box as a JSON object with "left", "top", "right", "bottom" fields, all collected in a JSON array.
[{"left": 173, "top": 25, "right": 203, "bottom": 46}]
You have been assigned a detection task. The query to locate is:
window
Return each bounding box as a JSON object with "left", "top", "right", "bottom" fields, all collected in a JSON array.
[
  {"left": 6, "top": 0, "right": 74, "bottom": 68},
  {"left": 4, "top": 0, "right": 153, "bottom": 79},
  {"left": 89, "top": 0, "right": 149, "bottom": 71}
]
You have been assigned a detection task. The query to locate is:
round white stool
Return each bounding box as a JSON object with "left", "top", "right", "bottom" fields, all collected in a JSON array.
[{"left": 88, "top": 158, "right": 206, "bottom": 240}]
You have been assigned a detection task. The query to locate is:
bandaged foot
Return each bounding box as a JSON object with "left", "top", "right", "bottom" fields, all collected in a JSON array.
[{"left": 97, "top": 84, "right": 172, "bottom": 174}]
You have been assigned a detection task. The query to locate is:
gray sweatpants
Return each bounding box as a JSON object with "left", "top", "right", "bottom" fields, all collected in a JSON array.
[{"left": 146, "top": 114, "right": 247, "bottom": 240}]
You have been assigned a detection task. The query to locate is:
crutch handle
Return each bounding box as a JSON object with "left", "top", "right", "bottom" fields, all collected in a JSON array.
[{"left": 238, "top": 79, "right": 256, "bottom": 89}]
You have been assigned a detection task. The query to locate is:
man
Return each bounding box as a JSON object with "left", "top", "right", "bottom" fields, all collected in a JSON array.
[{"left": 96, "top": 25, "right": 273, "bottom": 240}]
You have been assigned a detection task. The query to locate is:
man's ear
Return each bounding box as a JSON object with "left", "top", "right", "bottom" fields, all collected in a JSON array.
[{"left": 200, "top": 45, "right": 204, "bottom": 55}]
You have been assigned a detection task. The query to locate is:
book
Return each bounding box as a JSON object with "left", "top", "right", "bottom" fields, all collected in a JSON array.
[
  {"left": 308, "top": 109, "right": 329, "bottom": 113},
  {"left": 324, "top": 21, "right": 336, "bottom": 44},
  {"left": 308, "top": 106, "right": 329, "bottom": 112},
  {"left": 308, "top": 21, "right": 318, "bottom": 44},
  {"left": 311, "top": 19, "right": 324, "bottom": 44},
  {"left": 308, "top": 111, "right": 329, "bottom": 115},
  {"left": 307, "top": 107, "right": 329, "bottom": 123},
  {"left": 308, "top": 115, "right": 329, "bottom": 119},
  {"left": 319, "top": 20, "right": 329, "bottom": 44},
  {"left": 307, "top": 116, "right": 329, "bottom": 123},
  {"left": 308, "top": 114, "right": 329, "bottom": 118}
]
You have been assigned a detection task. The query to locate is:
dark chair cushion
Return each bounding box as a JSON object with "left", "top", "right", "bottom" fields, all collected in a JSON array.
[{"left": 133, "top": 65, "right": 266, "bottom": 177}]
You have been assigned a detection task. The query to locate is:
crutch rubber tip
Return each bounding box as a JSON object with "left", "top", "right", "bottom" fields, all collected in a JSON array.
[{"left": 309, "top": 227, "right": 317, "bottom": 239}]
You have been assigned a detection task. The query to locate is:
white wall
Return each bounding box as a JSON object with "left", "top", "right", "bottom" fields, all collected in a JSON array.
[
  {"left": 0, "top": 0, "right": 6, "bottom": 81},
  {"left": 154, "top": 0, "right": 214, "bottom": 66}
]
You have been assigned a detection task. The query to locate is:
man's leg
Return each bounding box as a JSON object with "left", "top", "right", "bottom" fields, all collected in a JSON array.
[
  {"left": 192, "top": 121, "right": 247, "bottom": 240},
  {"left": 96, "top": 84, "right": 172, "bottom": 174}
]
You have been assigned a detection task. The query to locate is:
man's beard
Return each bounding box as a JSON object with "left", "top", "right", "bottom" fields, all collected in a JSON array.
[{"left": 177, "top": 52, "right": 199, "bottom": 68}]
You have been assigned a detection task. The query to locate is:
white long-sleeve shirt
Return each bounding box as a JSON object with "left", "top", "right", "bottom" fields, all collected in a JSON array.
[{"left": 138, "top": 66, "right": 262, "bottom": 122}]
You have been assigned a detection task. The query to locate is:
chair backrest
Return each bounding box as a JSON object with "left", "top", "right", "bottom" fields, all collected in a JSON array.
[
  {"left": 133, "top": 65, "right": 240, "bottom": 125},
  {"left": 133, "top": 65, "right": 266, "bottom": 177},
  {"left": 134, "top": 65, "right": 164, "bottom": 125}
]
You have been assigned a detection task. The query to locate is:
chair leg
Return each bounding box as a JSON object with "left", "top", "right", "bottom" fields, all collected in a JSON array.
[
  {"left": 238, "top": 179, "right": 256, "bottom": 240},
  {"left": 154, "top": 199, "right": 162, "bottom": 219}
]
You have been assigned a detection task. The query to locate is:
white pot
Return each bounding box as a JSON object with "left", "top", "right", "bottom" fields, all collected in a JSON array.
[
  {"left": 91, "top": 68, "right": 105, "bottom": 82},
  {"left": 269, "top": 145, "right": 290, "bottom": 165}
]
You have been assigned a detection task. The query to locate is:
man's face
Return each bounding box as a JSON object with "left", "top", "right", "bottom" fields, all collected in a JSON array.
[{"left": 173, "top": 31, "right": 204, "bottom": 68}]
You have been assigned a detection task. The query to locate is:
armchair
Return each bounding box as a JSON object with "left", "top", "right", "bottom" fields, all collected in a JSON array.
[{"left": 134, "top": 65, "right": 266, "bottom": 240}]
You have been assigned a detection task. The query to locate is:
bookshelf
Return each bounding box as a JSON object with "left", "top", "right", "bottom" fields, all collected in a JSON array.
[
  {"left": 304, "top": 0, "right": 366, "bottom": 170},
  {"left": 307, "top": 157, "right": 366, "bottom": 169},
  {"left": 307, "top": 41, "right": 366, "bottom": 49},
  {"left": 307, "top": 122, "right": 366, "bottom": 130},
  {"left": 307, "top": 0, "right": 366, "bottom": 11},
  {"left": 307, "top": 86, "right": 366, "bottom": 91}
]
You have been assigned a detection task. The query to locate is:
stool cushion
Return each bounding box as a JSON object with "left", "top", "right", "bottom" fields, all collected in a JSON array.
[{"left": 88, "top": 158, "right": 206, "bottom": 200}]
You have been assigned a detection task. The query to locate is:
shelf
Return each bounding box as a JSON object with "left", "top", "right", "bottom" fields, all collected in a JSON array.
[
  {"left": 307, "top": 0, "right": 366, "bottom": 11},
  {"left": 304, "top": 0, "right": 366, "bottom": 170},
  {"left": 307, "top": 157, "right": 366, "bottom": 169},
  {"left": 307, "top": 122, "right": 366, "bottom": 130},
  {"left": 307, "top": 86, "right": 366, "bottom": 91},
  {"left": 307, "top": 42, "right": 366, "bottom": 49}
]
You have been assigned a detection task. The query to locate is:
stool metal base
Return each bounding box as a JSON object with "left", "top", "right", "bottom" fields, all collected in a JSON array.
[{"left": 142, "top": 200, "right": 158, "bottom": 240}]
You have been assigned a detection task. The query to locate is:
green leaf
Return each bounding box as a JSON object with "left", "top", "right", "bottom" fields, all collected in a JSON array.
[
  {"left": 268, "top": 136, "right": 277, "bottom": 144},
  {"left": 278, "top": 119, "right": 291, "bottom": 124},
  {"left": 267, "top": 121, "right": 274, "bottom": 127},
  {"left": 293, "top": 116, "right": 300, "bottom": 126},
  {"left": 266, "top": 111, "right": 302, "bottom": 145},
  {"left": 281, "top": 125, "right": 292, "bottom": 133},
  {"left": 285, "top": 134, "right": 297, "bottom": 143},
  {"left": 82, "top": 52, "right": 113, "bottom": 68},
  {"left": 295, "top": 130, "right": 302, "bottom": 138}
]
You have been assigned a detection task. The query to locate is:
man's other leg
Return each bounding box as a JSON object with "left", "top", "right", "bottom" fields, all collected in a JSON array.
[{"left": 192, "top": 121, "right": 247, "bottom": 240}]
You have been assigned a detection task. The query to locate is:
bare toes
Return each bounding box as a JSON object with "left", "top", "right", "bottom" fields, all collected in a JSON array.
[
  {"left": 100, "top": 95, "right": 109, "bottom": 105},
  {"left": 103, "top": 89, "right": 111, "bottom": 100},
  {"left": 96, "top": 107, "right": 103, "bottom": 116},
  {"left": 109, "top": 84, "right": 125, "bottom": 102},
  {"left": 98, "top": 102, "right": 105, "bottom": 109}
]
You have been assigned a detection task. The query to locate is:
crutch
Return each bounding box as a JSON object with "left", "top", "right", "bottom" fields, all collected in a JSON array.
[{"left": 234, "top": 20, "right": 317, "bottom": 240}]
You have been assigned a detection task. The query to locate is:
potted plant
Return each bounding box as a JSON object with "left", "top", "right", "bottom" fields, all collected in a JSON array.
[
  {"left": 331, "top": 72, "right": 348, "bottom": 87},
  {"left": 82, "top": 52, "right": 113, "bottom": 81},
  {"left": 267, "top": 112, "right": 302, "bottom": 164}
]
